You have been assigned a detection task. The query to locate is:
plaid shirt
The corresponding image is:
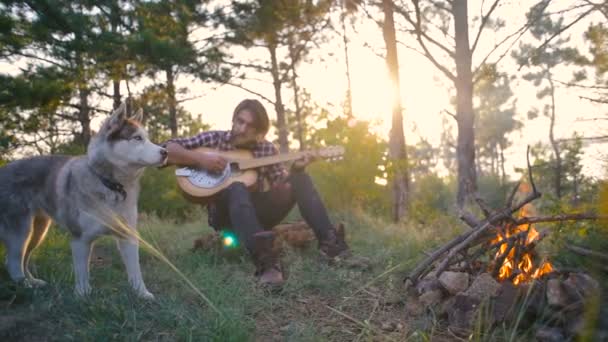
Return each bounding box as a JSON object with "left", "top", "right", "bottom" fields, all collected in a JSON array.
[{"left": 166, "top": 130, "right": 288, "bottom": 228}]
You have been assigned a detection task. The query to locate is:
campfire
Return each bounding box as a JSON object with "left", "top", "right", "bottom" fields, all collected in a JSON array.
[
  {"left": 490, "top": 202, "right": 554, "bottom": 285},
  {"left": 403, "top": 153, "right": 604, "bottom": 340}
]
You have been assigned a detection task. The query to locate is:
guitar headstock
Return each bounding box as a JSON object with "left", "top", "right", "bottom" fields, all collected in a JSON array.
[{"left": 315, "top": 145, "right": 345, "bottom": 162}]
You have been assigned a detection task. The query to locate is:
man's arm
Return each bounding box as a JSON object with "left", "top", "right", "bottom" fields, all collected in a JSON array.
[{"left": 165, "top": 142, "right": 227, "bottom": 173}]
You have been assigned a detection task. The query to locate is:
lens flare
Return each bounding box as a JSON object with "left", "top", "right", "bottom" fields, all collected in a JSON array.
[{"left": 220, "top": 231, "right": 238, "bottom": 248}]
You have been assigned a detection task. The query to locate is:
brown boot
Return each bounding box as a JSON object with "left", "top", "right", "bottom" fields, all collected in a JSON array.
[
  {"left": 319, "top": 223, "right": 350, "bottom": 259},
  {"left": 319, "top": 223, "right": 371, "bottom": 269},
  {"left": 251, "top": 231, "right": 285, "bottom": 287}
]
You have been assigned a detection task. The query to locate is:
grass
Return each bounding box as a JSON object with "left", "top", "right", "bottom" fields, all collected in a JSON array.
[
  {"left": 0, "top": 209, "right": 465, "bottom": 341},
  {"left": 4, "top": 208, "right": 601, "bottom": 341}
]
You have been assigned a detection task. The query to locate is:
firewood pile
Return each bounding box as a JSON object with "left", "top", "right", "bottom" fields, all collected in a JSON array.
[{"left": 403, "top": 151, "right": 607, "bottom": 340}]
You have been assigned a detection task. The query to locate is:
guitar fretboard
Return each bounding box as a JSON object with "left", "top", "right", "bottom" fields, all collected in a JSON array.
[{"left": 237, "top": 151, "right": 309, "bottom": 170}]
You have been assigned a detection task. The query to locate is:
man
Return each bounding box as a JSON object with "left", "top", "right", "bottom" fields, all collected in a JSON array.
[{"left": 164, "top": 99, "right": 353, "bottom": 287}]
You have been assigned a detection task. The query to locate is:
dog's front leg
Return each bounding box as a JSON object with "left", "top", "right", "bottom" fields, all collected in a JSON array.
[
  {"left": 70, "top": 238, "right": 93, "bottom": 296},
  {"left": 116, "top": 238, "right": 154, "bottom": 299}
]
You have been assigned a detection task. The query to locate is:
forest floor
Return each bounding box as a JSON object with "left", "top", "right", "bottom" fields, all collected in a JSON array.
[{"left": 0, "top": 210, "right": 598, "bottom": 341}]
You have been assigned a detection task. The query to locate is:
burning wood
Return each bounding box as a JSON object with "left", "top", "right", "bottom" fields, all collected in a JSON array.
[{"left": 402, "top": 148, "right": 607, "bottom": 339}]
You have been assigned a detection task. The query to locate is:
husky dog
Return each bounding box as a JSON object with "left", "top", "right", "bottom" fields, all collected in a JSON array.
[{"left": 0, "top": 103, "right": 167, "bottom": 299}]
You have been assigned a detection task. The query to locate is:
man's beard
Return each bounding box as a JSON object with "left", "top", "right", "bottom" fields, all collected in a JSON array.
[{"left": 230, "top": 131, "right": 256, "bottom": 148}]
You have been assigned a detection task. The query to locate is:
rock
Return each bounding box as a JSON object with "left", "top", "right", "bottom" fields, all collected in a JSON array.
[
  {"left": 438, "top": 271, "right": 470, "bottom": 295},
  {"left": 546, "top": 278, "right": 568, "bottom": 308},
  {"left": 562, "top": 272, "right": 600, "bottom": 302},
  {"left": 447, "top": 294, "right": 481, "bottom": 336},
  {"left": 492, "top": 282, "right": 519, "bottom": 323},
  {"left": 463, "top": 273, "right": 500, "bottom": 301},
  {"left": 536, "top": 327, "right": 565, "bottom": 342},
  {"left": 437, "top": 295, "right": 456, "bottom": 318},
  {"left": 565, "top": 316, "right": 586, "bottom": 338},
  {"left": 416, "top": 275, "right": 442, "bottom": 295},
  {"left": 405, "top": 297, "right": 425, "bottom": 316},
  {"left": 419, "top": 289, "right": 443, "bottom": 308}
]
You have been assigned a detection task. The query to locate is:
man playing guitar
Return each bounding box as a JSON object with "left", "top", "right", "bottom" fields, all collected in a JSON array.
[{"left": 163, "top": 99, "right": 355, "bottom": 287}]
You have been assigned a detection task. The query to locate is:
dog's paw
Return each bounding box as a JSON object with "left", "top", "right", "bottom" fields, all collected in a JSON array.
[
  {"left": 74, "top": 284, "right": 92, "bottom": 297},
  {"left": 24, "top": 277, "right": 47, "bottom": 288},
  {"left": 138, "top": 290, "right": 155, "bottom": 300}
]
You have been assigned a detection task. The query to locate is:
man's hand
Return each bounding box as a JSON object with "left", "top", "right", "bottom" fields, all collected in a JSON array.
[
  {"left": 199, "top": 153, "right": 227, "bottom": 173},
  {"left": 292, "top": 152, "right": 316, "bottom": 172}
]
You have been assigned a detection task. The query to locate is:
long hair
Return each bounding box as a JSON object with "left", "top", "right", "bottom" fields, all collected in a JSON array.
[{"left": 232, "top": 99, "right": 270, "bottom": 135}]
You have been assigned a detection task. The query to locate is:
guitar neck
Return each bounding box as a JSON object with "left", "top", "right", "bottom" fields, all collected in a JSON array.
[{"left": 237, "top": 151, "right": 307, "bottom": 170}]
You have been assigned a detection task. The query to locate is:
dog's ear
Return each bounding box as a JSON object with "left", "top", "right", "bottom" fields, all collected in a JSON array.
[
  {"left": 131, "top": 108, "right": 144, "bottom": 123},
  {"left": 106, "top": 102, "right": 127, "bottom": 136}
]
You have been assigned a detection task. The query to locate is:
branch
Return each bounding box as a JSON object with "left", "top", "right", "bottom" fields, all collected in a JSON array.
[
  {"left": 471, "top": 0, "right": 500, "bottom": 54},
  {"left": 223, "top": 81, "right": 275, "bottom": 105},
  {"left": 558, "top": 135, "right": 608, "bottom": 142},
  {"left": 394, "top": 1, "right": 456, "bottom": 82},
  {"left": 221, "top": 59, "right": 271, "bottom": 73},
  {"left": 578, "top": 95, "right": 608, "bottom": 104},
  {"left": 515, "top": 213, "right": 608, "bottom": 225},
  {"left": 532, "top": 6, "right": 596, "bottom": 61}
]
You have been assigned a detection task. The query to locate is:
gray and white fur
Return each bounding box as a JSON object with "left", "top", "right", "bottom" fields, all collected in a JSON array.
[{"left": 0, "top": 103, "right": 167, "bottom": 299}]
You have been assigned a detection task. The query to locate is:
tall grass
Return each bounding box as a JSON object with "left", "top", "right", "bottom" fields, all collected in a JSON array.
[{"left": 0, "top": 209, "right": 575, "bottom": 341}]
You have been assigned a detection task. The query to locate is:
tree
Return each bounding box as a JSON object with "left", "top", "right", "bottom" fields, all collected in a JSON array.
[
  {"left": 474, "top": 65, "right": 520, "bottom": 184},
  {"left": 393, "top": 0, "right": 544, "bottom": 208},
  {"left": 382, "top": 0, "right": 410, "bottom": 221},
  {"left": 215, "top": 0, "right": 332, "bottom": 152},
  {"left": 513, "top": 4, "right": 580, "bottom": 199}
]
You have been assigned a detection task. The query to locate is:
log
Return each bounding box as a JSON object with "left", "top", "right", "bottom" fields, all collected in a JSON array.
[{"left": 565, "top": 244, "right": 608, "bottom": 262}]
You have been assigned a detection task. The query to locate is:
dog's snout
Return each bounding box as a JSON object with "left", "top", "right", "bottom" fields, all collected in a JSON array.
[{"left": 160, "top": 148, "right": 168, "bottom": 157}]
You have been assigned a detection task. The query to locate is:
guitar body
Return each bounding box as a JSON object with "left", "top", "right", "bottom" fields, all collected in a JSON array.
[
  {"left": 175, "top": 145, "right": 344, "bottom": 204},
  {"left": 176, "top": 148, "right": 258, "bottom": 204}
]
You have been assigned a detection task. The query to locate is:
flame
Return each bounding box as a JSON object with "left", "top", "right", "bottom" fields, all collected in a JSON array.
[{"left": 491, "top": 202, "right": 553, "bottom": 285}]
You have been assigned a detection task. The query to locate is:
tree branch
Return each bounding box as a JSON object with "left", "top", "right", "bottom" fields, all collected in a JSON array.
[
  {"left": 223, "top": 81, "right": 275, "bottom": 105},
  {"left": 471, "top": 0, "right": 501, "bottom": 54}
]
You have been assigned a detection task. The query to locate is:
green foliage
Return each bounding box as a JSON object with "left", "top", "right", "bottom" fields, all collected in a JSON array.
[
  {"left": 306, "top": 115, "right": 390, "bottom": 216},
  {"left": 138, "top": 167, "right": 197, "bottom": 221},
  {"left": 477, "top": 174, "right": 511, "bottom": 209},
  {"left": 474, "top": 65, "right": 521, "bottom": 178},
  {"left": 134, "top": 85, "right": 210, "bottom": 144},
  {"left": 409, "top": 174, "right": 455, "bottom": 222}
]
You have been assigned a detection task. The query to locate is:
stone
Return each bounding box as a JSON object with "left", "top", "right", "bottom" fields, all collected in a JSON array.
[
  {"left": 463, "top": 273, "right": 500, "bottom": 302},
  {"left": 405, "top": 297, "right": 425, "bottom": 316},
  {"left": 437, "top": 295, "right": 456, "bottom": 318},
  {"left": 562, "top": 272, "right": 600, "bottom": 302},
  {"left": 438, "top": 271, "right": 470, "bottom": 295},
  {"left": 416, "top": 275, "right": 442, "bottom": 295},
  {"left": 419, "top": 289, "right": 443, "bottom": 308},
  {"left": 546, "top": 278, "right": 568, "bottom": 308},
  {"left": 447, "top": 294, "right": 482, "bottom": 336},
  {"left": 536, "top": 327, "right": 565, "bottom": 342},
  {"left": 492, "top": 282, "right": 519, "bottom": 323}
]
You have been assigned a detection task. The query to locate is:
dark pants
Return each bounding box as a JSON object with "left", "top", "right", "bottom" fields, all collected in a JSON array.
[{"left": 213, "top": 171, "right": 335, "bottom": 252}]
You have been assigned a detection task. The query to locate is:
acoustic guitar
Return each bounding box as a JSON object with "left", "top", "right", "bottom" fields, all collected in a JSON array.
[{"left": 175, "top": 146, "right": 344, "bottom": 203}]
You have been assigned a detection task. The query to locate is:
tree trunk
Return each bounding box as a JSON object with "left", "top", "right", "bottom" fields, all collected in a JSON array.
[
  {"left": 341, "top": 1, "right": 353, "bottom": 118},
  {"left": 78, "top": 85, "right": 91, "bottom": 147},
  {"left": 453, "top": 0, "right": 477, "bottom": 208},
  {"left": 113, "top": 80, "right": 121, "bottom": 109},
  {"left": 548, "top": 76, "right": 561, "bottom": 198},
  {"left": 288, "top": 40, "right": 305, "bottom": 151},
  {"left": 111, "top": 6, "right": 121, "bottom": 110},
  {"left": 382, "top": 0, "right": 410, "bottom": 222},
  {"left": 75, "top": 47, "right": 91, "bottom": 147},
  {"left": 269, "top": 43, "right": 289, "bottom": 153},
  {"left": 166, "top": 66, "right": 178, "bottom": 138},
  {"left": 499, "top": 143, "right": 506, "bottom": 187}
]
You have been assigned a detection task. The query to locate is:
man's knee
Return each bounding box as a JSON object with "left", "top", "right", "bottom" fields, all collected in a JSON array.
[
  {"left": 225, "top": 182, "right": 251, "bottom": 204},
  {"left": 288, "top": 171, "right": 314, "bottom": 189}
]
